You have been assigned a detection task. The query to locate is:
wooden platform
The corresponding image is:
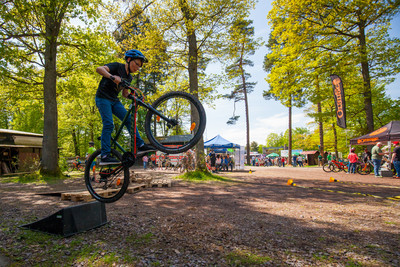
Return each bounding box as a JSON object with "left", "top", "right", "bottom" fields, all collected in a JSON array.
[
  {"left": 60, "top": 183, "right": 147, "bottom": 202},
  {"left": 150, "top": 179, "right": 172, "bottom": 188}
]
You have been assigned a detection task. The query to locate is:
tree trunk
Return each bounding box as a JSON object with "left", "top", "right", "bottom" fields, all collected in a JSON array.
[
  {"left": 288, "top": 96, "right": 292, "bottom": 166},
  {"left": 332, "top": 123, "right": 338, "bottom": 159},
  {"left": 72, "top": 129, "right": 79, "bottom": 156},
  {"left": 315, "top": 77, "right": 324, "bottom": 164},
  {"left": 40, "top": 9, "right": 62, "bottom": 176},
  {"left": 318, "top": 101, "right": 324, "bottom": 164},
  {"left": 358, "top": 21, "right": 374, "bottom": 133},
  {"left": 240, "top": 61, "right": 251, "bottom": 166},
  {"left": 180, "top": 0, "right": 206, "bottom": 171}
]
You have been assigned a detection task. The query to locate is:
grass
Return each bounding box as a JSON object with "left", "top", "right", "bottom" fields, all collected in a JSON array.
[
  {"left": 0, "top": 170, "right": 80, "bottom": 184},
  {"left": 125, "top": 232, "right": 155, "bottom": 247},
  {"left": 176, "top": 170, "right": 236, "bottom": 183},
  {"left": 226, "top": 250, "right": 273, "bottom": 266}
]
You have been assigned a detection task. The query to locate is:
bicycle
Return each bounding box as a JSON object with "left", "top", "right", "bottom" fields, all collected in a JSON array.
[
  {"left": 84, "top": 80, "right": 206, "bottom": 203},
  {"left": 356, "top": 160, "right": 373, "bottom": 175},
  {"left": 68, "top": 161, "right": 85, "bottom": 172},
  {"left": 323, "top": 159, "right": 348, "bottom": 173}
]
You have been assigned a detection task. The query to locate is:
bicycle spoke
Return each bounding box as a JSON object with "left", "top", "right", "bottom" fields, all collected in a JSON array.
[
  {"left": 145, "top": 91, "right": 206, "bottom": 154},
  {"left": 85, "top": 149, "right": 130, "bottom": 203}
]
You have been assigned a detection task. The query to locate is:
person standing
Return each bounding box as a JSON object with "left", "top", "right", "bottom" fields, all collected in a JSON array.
[
  {"left": 227, "top": 154, "right": 233, "bottom": 171},
  {"left": 327, "top": 153, "right": 332, "bottom": 164},
  {"left": 371, "top": 142, "right": 386, "bottom": 177},
  {"left": 347, "top": 148, "right": 359, "bottom": 174},
  {"left": 391, "top": 141, "right": 400, "bottom": 179},
  {"left": 158, "top": 153, "right": 164, "bottom": 170},
  {"left": 362, "top": 148, "right": 372, "bottom": 163},
  {"left": 150, "top": 153, "right": 156, "bottom": 168},
  {"left": 318, "top": 154, "right": 323, "bottom": 166},
  {"left": 297, "top": 155, "right": 303, "bottom": 167},
  {"left": 216, "top": 155, "right": 222, "bottom": 171},
  {"left": 142, "top": 155, "right": 148, "bottom": 170},
  {"left": 210, "top": 150, "right": 217, "bottom": 173}
]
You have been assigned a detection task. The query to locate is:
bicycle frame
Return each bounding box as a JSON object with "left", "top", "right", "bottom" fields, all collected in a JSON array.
[{"left": 110, "top": 87, "right": 176, "bottom": 157}]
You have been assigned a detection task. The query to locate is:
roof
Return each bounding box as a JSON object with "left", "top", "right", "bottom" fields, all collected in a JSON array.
[
  {"left": 350, "top": 121, "right": 400, "bottom": 145},
  {"left": 301, "top": 150, "right": 319, "bottom": 155},
  {"left": 0, "top": 129, "right": 43, "bottom": 137},
  {"left": 204, "top": 135, "right": 240, "bottom": 149},
  {"left": 0, "top": 144, "right": 42, "bottom": 148},
  {"left": 159, "top": 134, "right": 194, "bottom": 144}
]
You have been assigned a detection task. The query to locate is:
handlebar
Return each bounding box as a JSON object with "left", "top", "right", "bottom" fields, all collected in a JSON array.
[
  {"left": 119, "top": 79, "right": 145, "bottom": 101},
  {"left": 119, "top": 79, "right": 178, "bottom": 128}
]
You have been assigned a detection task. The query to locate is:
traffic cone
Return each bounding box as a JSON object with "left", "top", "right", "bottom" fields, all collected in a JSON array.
[
  {"left": 287, "top": 179, "right": 296, "bottom": 186},
  {"left": 329, "top": 177, "right": 338, "bottom": 183}
]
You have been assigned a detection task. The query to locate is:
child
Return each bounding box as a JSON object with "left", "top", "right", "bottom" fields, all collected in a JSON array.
[{"left": 347, "top": 148, "right": 359, "bottom": 174}]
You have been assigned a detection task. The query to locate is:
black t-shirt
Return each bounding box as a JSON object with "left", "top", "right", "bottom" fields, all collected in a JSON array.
[
  {"left": 96, "top": 62, "right": 133, "bottom": 101},
  {"left": 393, "top": 146, "right": 400, "bottom": 161}
]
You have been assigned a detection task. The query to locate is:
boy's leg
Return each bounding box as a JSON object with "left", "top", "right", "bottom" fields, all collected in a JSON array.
[
  {"left": 95, "top": 98, "right": 114, "bottom": 157},
  {"left": 112, "top": 101, "right": 145, "bottom": 148}
]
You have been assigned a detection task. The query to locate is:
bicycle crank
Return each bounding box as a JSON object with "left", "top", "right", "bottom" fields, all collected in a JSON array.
[{"left": 122, "top": 152, "right": 135, "bottom": 167}]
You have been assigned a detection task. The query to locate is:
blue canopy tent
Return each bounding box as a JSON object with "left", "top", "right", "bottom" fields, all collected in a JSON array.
[{"left": 204, "top": 135, "right": 240, "bottom": 149}]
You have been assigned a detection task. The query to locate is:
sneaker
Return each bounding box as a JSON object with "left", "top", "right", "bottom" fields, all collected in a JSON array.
[
  {"left": 99, "top": 155, "right": 121, "bottom": 165},
  {"left": 375, "top": 175, "right": 383, "bottom": 178},
  {"left": 138, "top": 144, "right": 156, "bottom": 152}
]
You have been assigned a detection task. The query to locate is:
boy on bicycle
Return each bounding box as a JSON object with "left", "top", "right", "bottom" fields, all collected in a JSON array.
[
  {"left": 75, "top": 156, "right": 82, "bottom": 166},
  {"left": 95, "top": 49, "right": 154, "bottom": 164}
]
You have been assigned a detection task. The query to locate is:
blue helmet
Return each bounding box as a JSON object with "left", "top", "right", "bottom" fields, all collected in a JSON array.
[{"left": 124, "top": 49, "right": 148, "bottom": 63}]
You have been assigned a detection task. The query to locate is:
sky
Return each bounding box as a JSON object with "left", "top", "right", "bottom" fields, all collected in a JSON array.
[{"left": 203, "top": 0, "right": 400, "bottom": 147}]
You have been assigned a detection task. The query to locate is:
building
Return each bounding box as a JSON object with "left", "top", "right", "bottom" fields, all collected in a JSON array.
[{"left": 0, "top": 129, "right": 43, "bottom": 175}]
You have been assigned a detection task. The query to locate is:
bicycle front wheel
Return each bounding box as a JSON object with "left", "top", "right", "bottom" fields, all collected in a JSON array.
[
  {"left": 84, "top": 149, "right": 130, "bottom": 203},
  {"left": 145, "top": 91, "right": 206, "bottom": 154}
]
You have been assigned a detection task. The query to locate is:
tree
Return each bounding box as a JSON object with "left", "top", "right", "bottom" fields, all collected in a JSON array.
[
  {"left": 263, "top": 34, "right": 306, "bottom": 165},
  {"left": 134, "top": 0, "right": 256, "bottom": 170},
  {"left": 268, "top": 0, "right": 400, "bottom": 134},
  {"left": 225, "top": 19, "right": 262, "bottom": 165},
  {"left": 250, "top": 141, "right": 259, "bottom": 152},
  {"left": 0, "top": 0, "right": 101, "bottom": 175},
  {"left": 265, "top": 132, "right": 285, "bottom": 148}
]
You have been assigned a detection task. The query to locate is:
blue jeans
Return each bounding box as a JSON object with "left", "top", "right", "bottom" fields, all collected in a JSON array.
[
  {"left": 372, "top": 159, "right": 381, "bottom": 176},
  {"left": 96, "top": 97, "right": 144, "bottom": 157},
  {"left": 349, "top": 162, "right": 356, "bottom": 173},
  {"left": 393, "top": 161, "right": 400, "bottom": 177}
]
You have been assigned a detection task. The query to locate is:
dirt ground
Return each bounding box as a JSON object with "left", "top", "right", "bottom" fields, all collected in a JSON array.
[{"left": 1, "top": 166, "right": 400, "bottom": 266}]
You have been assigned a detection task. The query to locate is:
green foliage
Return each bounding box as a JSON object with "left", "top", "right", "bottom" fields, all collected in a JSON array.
[
  {"left": 250, "top": 141, "right": 259, "bottom": 152},
  {"left": 177, "top": 170, "right": 235, "bottom": 183}
]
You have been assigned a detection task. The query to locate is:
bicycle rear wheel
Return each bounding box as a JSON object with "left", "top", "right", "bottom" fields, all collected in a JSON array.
[
  {"left": 322, "top": 163, "right": 333, "bottom": 172},
  {"left": 84, "top": 149, "right": 130, "bottom": 203},
  {"left": 145, "top": 91, "right": 206, "bottom": 154},
  {"left": 357, "top": 163, "right": 368, "bottom": 175}
]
